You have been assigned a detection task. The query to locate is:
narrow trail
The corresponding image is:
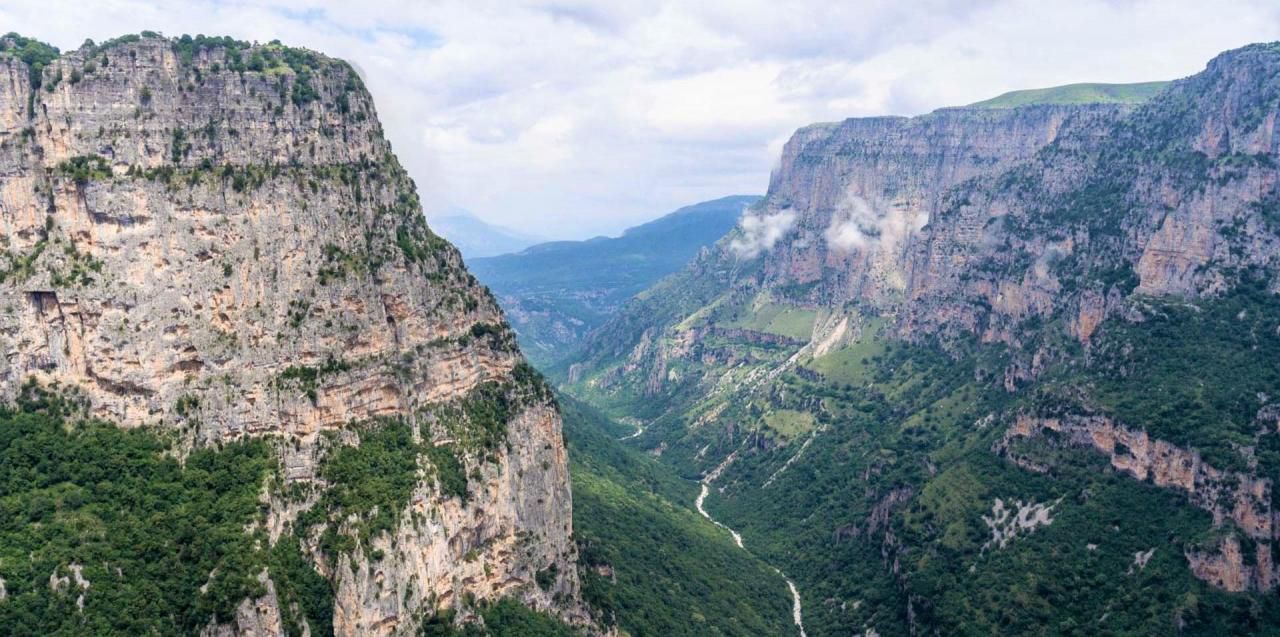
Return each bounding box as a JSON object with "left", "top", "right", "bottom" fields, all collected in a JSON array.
[{"left": 696, "top": 453, "right": 807, "bottom": 637}]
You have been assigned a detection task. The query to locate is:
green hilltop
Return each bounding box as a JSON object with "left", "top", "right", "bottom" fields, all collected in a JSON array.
[{"left": 966, "top": 81, "right": 1170, "bottom": 108}]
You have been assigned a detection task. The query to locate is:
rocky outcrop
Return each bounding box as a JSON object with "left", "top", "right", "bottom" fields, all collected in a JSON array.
[
  {"left": 327, "top": 405, "right": 579, "bottom": 635},
  {"left": 1187, "top": 535, "right": 1280, "bottom": 593},
  {"left": 701, "top": 326, "right": 806, "bottom": 347},
  {"left": 759, "top": 104, "right": 1131, "bottom": 308},
  {"left": 980, "top": 497, "right": 1059, "bottom": 551},
  {"left": 864, "top": 487, "right": 914, "bottom": 539},
  {"left": 201, "top": 572, "right": 288, "bottom": 637},
  {"left": 1005, "top": 414, "right": 1278, "bottom": 591},
  {"left": 0, "top": 34, "right": 586, "bottom": 634}
]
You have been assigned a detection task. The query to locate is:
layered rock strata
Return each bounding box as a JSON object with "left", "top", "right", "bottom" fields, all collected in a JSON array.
[{"left": 0, "top": 34, "right": 586, "bottom": 635}]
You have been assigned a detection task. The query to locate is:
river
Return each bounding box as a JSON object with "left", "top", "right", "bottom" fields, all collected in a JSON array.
[{"left": 696, "top": 459, "right": 807, "bottom": 637}]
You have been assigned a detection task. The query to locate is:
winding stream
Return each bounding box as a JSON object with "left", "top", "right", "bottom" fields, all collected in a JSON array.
[
  {"left": 695, "top": 482, "right": 743, "bottom": 548},
  {"left": 618, "top": 422, "right": 646, "bottom": 441},
  {"left": 696, "top": 456, "right": 807, "bottom": 637}
]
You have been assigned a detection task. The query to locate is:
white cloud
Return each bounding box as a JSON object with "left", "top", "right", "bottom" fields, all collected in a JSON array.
[
  {"left": 3, "top": 0, "right": 1279, "bottom": 238},
  {"left": 824, "top": 194, "right": 928, "bottom": 255},
  {"left": 825, "top": 196, "right": 879, "bottom": 252},
  {"left": 730, "top": 209, "right": 796, "bottom": 258}
]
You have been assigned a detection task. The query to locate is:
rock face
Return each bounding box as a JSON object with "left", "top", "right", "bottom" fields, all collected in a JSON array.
[
  {"left": 750, "top": 44, "right": 1280, "bottom": 347},
  {"left": 200, "top": 572, "right": 288, "bottom": 637},
  {"left": 0, "top": 35, "right": 585, "bottom": 635},
  {"left": 757, "top": 104, "right": 1129, "bottom": 307},
  {"left": 1005, "top": 414, "right": 1279, "bottom": 591}
]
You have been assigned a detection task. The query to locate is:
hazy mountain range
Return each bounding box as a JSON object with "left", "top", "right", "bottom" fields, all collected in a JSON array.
[
  {"left": 469, "top": 195, "right": 761, "bottom": 366},
  {"left": 428, "top": 207, "right": 545, "bottom": 259}
]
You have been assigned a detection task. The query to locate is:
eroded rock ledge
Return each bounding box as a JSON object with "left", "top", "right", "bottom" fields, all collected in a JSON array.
[{"left": 1004, "top": 414, "right": 1278, "bottom": 592}]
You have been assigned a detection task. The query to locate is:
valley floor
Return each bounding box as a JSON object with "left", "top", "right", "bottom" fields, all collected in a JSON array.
[{"left": 695, "top": 474, "right": 808, "bottom": 637}]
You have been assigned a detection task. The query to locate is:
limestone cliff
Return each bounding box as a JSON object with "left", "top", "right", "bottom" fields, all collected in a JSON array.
[
  {"left": 0, "top": 34, "right": 587, "bottom": 635},
  {"left": 758, "top": 104, "right": 1130, "bottom": 308},
  {"left": 752, "top": 43, "right": 1280, "bottom": 348}
]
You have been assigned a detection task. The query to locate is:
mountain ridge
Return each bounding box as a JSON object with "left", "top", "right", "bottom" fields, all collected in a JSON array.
[
  {"left": 965, "top": 80, "right": 1171, "bottom": 109},
  {"left": 429, "top": 208, "right": 544, "bottom": 259}
]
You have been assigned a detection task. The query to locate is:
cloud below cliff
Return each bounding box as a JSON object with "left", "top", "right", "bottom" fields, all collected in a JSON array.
[
  {"left": 824, "top": 195, "right": 928, "bottom": 256},
  {"left": 7, "top": 0, "right": 1280, "bottom": 238},
  {"left": 730, "top": 210, "right": 797, "bottom": 258}
]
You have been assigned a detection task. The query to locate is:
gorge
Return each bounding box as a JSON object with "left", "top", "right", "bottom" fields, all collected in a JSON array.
[{"left": 5, "top": 23, "right": 1280, "bottom": 637}]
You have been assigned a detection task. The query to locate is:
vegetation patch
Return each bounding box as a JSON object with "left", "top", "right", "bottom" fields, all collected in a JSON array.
[
  {"left": 57, "top": 154, "right": 111, "bottom": 184},
  {"left": 419, "top": 598, "right": 578, "bottom": 636},
  {"left": 299, "top": 418, "right": 479, "bottom": 560},
  {"left": 0, "top": 32, "right": 58, "bottom": 115},
  {"left": 0, "top": 239, "right": 48, "bottom": 283},
  {"left": 316, "top": 243, "right": 365, "bottom": 285},
  {"left": 1070, "top": 279, "right": 1280, "bottom": 471},
  {"left": 268, "top": 536, "right": 335, "bottom": 637},
  {"left": 761, "top": 409, "right": 815, "bottom": 440},
  {"left": 560, "top": 396, "right": 795, "bottom": 636},
  {"left": 0, "top": 386, "right": 282, "bottom": 634},
  {"left": 806, "top": 319, "right": 889, "bottom": 387},
  {"left": 425, "top": 363, "right": 553, "bottom": 453},
  {"left": 465, "top": 321, "right": 519, "bottom": 353},
  {"left": 48, "top": 238, "right": 106, "bottom": 287},
  {"left": 720, "top": 298, "right": 817, "bottom": 340},
  {"left": 306, "top": 419, "right": 422, "bottom": 558},
  {"left": 273, "top": 355, "right": 351, "bottom": 405}
]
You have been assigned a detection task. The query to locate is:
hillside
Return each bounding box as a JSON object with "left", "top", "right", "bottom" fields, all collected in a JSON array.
[
  {"left": 0, "top": 33, "right": 589, "bottom": 636},
  {"left": 470, "top": 195, "right": 759, "bottom": 366},
  {"left": 429, "top": 208, "right": 544, "bottom": 259},
  {"left": 560, "top": 395, "right": 797, "bottom": 636},
  {"left": 966, "top": 80, "right": 1170, "bottom": 108},
  {"left": 560, "top": 42, "right": 1280, "bottom": 635}
]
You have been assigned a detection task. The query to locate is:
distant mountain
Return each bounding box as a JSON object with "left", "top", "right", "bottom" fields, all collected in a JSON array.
[
  {"left": 429, "top": 208, "right": 544, "bottom": 258},
  {"left": 966, "top": 80, "right": 1169, "bottom": 108},
  {"left": 469, "top": 195, "right": 761, "bottom": 366}
]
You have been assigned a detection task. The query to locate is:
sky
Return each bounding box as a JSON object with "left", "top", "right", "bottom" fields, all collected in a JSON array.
[{"left": 5, "top": 1, "right": 1280, "bottom": 239}]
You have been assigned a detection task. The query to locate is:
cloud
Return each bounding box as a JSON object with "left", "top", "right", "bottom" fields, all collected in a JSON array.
[
  {"left": 824, "top": 194, "right": 928, "bottom": 255},
  {"left": 729, "top": 208, "right": 796, "bottom": 258},
  {"left": 824, "top": 196, "right": 879, "bottom": 251},
  {"left": 4, "top": 0, "right": 1280, "bottom": 238}
]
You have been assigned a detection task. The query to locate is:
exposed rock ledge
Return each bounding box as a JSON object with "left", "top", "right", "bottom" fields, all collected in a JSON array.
[{"left": 1004, "top": 414, "right": 1278, "bottom": 592}]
